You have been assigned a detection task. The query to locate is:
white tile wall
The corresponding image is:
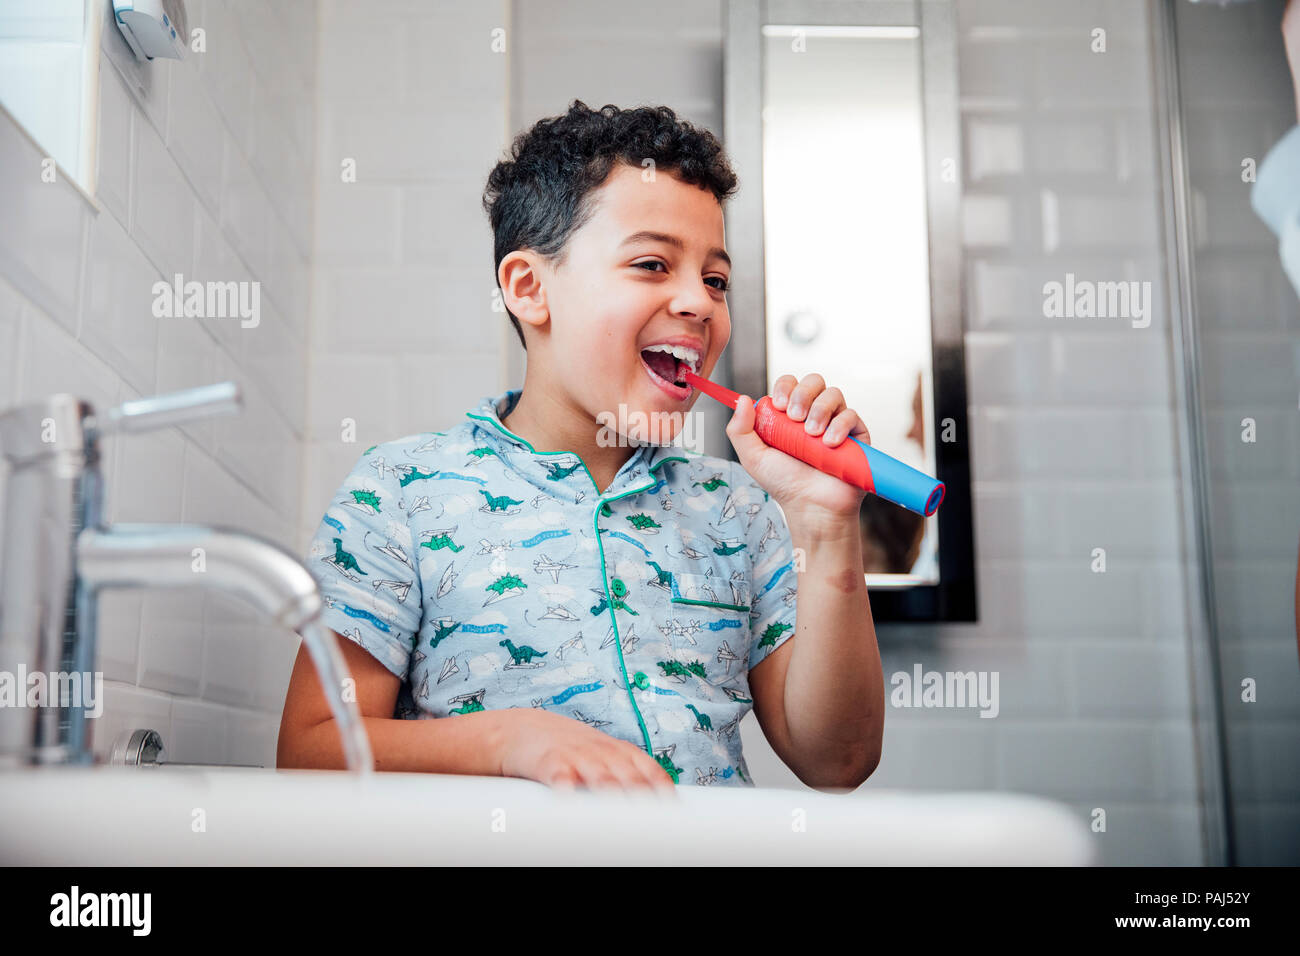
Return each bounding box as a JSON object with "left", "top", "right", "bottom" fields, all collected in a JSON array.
[
  {"left": 301, "top": 0, "right": 511, "bottom": 553},
  {"left": 0, "top": 0, "right": 317, "bottom": 769}
]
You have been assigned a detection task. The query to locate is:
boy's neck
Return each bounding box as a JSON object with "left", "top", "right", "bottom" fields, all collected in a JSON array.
[{"left": 500, "top": 381, "right": 638, "bottom": 496}]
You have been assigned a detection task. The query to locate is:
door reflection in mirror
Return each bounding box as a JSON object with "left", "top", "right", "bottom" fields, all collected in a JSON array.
[{"left": 761, "top": 24, "right": 940, "bottom": 585}]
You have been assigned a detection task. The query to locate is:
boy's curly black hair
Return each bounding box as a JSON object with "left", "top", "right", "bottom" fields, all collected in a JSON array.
[{"left": 481, "top": 100, "right": 739, "bottom": 351}]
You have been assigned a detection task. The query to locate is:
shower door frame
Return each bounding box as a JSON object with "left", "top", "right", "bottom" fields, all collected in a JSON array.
[{"left": 1149, "top": 0, "right": 1235, "bottom": 868}]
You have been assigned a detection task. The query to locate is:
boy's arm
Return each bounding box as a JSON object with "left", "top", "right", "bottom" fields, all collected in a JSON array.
[
  {"left": 277, "top": 630, "right": 508, "bottom": 775},
  {"left": 750, "top": 514, "right": 883, "bottom": 792},
  {"left": 725, "top": 379, "right": 885, "bottom": 793}
]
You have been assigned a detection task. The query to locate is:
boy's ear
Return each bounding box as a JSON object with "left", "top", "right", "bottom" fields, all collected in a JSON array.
[{"left": 498, "top": 251, "right": 550, "bottom": 331}]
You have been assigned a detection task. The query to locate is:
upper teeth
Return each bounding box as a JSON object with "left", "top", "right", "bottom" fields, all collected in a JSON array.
[{"left": 643, "top": 343, "right": 700, "bottom": 373}]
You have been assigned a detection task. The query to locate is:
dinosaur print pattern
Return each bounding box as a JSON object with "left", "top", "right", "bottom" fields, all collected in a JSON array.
[{"left": 305, "top": 389, "right": 799, "bottom": 787}]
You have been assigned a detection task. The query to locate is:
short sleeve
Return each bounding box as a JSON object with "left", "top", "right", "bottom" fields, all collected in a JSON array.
[
  {"left": 732, "top": 462, "right": 798, "bottom": 672},
  {"left": 305, "top": 447, "right": 423, "bottom": 678}
]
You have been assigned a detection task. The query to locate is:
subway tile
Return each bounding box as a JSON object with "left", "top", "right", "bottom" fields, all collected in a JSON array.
[
  {"left": 399, "top": 181, "right": 491, "bottom": 269},
  {"left": 227, "top": 706, "right": 278, "bottom": 767},
  {"left": 1054, "top": 484, "right": 1184, "bottom": 559},
  {"left": 255, "top": 623, "right": 301, "bottom": 715},
  {"left": 107, "top": 422, "right": 185, "bottom": 524},
  {"left": 867, "top": 722, "right": 996, "bottom": 790},
  {"left": 1088, "top": 803, "right": 1204, "bottom": 866},
  {"left": 80, "top": 207, "right": 161, "bottom": 396},
  {"left": 169, "top": 695, "right": 229, "bottom": 764},
  {"left": 1212, "top": 560, "right": 1300, "bottom": 646},
  {"left": 0, "top": 276, "right": 21, "bottom": 409},
  {"left": 996, "top": 721, "right": 1158, "bottom": 800},
  {"left": 963, "top": 331, "right": 1055, "bottom": 405},
  {"left": 407, "top": 11, "right": 509, "bottom": 102},
  {"left": 0, "top": 110, "right": 88, "bottom": 331},
  {"left": 307, "top": 353, "right": 399, "bottom": 444},
  {"left": 192, "top": 202, "right": 254, "bottom": 360},
  {"left": 317, "top": 8, "right": 409, "bottom": 102},
  {"left": 394, "top": 350, "right": 501, "bottom": 437},
  {"left": 1216, "top": 637, "right": 1300, "bottom": 719},
  {"left": 1225, "top": 722, "right": 1300, "bottom": 800},
  {"left": 1070, "top": 643, "right": 1194, "bottom": 719},
  {"left": 1054, "top": 333, "right": 1173, "bottom": 404},
  {"left": 1142, "top": 561, "right": 1197, "bottom": 643},
  {"left": 132, "top": 117, "right": 196, "bottom": 281},
  {"left": 194, "top": 0, "right": 256, "bottom": 156},
  {"left": 219, "top": 137, "right": 271, "bottom": 285},
  {"left": 321, "top": 266, "right": 498, "bottom": 354},
  {"left": 961, "top": 194, "right": 1013, "bottom": 246},
  {"left": 319, "top": 102, "right": 504, "bottom": 183},
  {"left": 969, "top": 484, "right": 1062, "bottom": 560},
  {"left": 201, "top": 592, "right": 259, "bottom": 708},
  {"left": 1199, "top": 336, "right": 1298, "bottom": 405},
  {"left": 165, "top": 55, "right": 226, "bottom": 217},
  {"left": 1205, "top": 406, "right": 1290, "bottom": 479},
  {"left": 1233, "top": 802, "right": 1300, "bottom": 864},
  {"left": 978, "top": 407, "right": 1140, "bottom": 479},
  {"left": 883, "top": 638, "right": 1074, "bottom": 719},
  {"left": 1210, "top": 482, "right": 1300, "bottom": 560},
  {"left": 95, "top": 590, "right": 142, "bottom": 685},
  {"left": 181, "top": 442, "right": 243, "bottom": 526},
  {"left": 153, "top": 310, "right": 222, "bottom": 454},
  {"left": 1195, "top": 253, "right": 1290, "bottom": 331},
  {"left": 966, "top": 117, "right": 1023, "bottom": 181},
  {"left": 1026, "top": 117, "right": 1114, "bottom": 178},
  {"left": 138, "top": 590, "right": 205, "bottom": 697},
  {"left": 998, "top": 561, "right": 1147, "bottom": 641},
  {"left": 316, "top": 181, "right": 401, "bottom": 267},
  {"left": 95, "top": 55, "right": 133, "bottom": 227},
  {"left": 243, "top": 295, "right": 305, "bottom": 436},
  {"left": 208, "top": 357, "right": 298, "bottom": 521},
  {"left": 15, "top": 306, "right": 121, "bottom": 412},
  {"left": 1151, "top": 722, "right": 1202, "bottom": 802}
]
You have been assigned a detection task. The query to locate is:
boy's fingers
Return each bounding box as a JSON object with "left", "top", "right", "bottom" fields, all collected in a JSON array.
[
  {"left": 804, "top": 387, "right": 844, "bottom": 433},
  {"left": 771, "top": 374, "right": 799, "bottom": 408},
  {"left": 787, "top": 373, "right": 826, "bottom": 419}
]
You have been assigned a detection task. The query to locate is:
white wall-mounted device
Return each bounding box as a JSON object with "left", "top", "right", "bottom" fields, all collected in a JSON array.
[{"left": 112, "top": 0, "right": 189, "bottom": 62}]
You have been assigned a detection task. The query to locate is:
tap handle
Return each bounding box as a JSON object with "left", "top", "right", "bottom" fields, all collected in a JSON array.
[{"left": 97, "top": 382, "right": 242, "bottom": 435}]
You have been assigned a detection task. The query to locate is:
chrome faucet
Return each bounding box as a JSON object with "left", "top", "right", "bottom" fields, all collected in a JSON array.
[{"left": 0, "top": 383, "right": 373, "bottom": 773}]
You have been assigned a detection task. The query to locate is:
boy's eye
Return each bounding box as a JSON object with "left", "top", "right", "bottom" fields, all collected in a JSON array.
[{"left": 633, "top": 260, "right": 729, "bottom": 292}]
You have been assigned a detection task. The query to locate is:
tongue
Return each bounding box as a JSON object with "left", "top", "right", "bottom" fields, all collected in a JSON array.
[{"left": 641, "top": 349, "right": 682, "bottom": 385}]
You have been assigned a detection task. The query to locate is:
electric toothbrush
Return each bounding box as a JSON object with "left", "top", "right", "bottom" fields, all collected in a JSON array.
[{"left": 681, "top": 369, "right": 945, "bottom": 517}]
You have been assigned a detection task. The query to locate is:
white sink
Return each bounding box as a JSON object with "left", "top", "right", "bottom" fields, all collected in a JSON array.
[{"left": 0, "top": 766, "right": 1097, "bottom": 865}]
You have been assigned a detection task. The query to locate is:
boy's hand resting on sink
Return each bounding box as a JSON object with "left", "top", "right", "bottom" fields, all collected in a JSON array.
[
  {"left": 279, "top": 629, "right": 677, "bottom": 794},
  {"left": 499, "top": 709, "right": 679, "bottom": 795}
]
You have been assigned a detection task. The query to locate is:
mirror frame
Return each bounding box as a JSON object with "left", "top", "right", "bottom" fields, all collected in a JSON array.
[{"left": 723, "top": 0, "right": 977, "bottom": 621}]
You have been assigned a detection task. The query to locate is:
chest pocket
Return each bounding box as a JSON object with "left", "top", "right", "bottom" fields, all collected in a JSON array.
[
  {"left": 669, "top": 570, "right": 751, "bottom": 612},
  {"left": 664, "top": 566, "right": 754, "bottom": 693}
]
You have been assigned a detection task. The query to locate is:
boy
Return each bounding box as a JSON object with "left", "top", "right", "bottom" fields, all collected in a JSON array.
[{"left": 278, "top": 101, "right": 883, "bottom": 791}]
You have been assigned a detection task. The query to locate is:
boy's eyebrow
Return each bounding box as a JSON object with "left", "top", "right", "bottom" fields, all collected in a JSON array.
[{"left": 620, "top": 230, "right": 731, "bottom": 269}]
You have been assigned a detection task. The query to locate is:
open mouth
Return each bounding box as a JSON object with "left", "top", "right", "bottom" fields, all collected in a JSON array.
[{"left": 639, "top": 344, "right": 700, "bottom": 399}]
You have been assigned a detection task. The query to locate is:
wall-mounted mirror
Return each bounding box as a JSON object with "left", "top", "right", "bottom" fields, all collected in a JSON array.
[{"left": 725, "top": 0, "right": 976, "bottom": 621}]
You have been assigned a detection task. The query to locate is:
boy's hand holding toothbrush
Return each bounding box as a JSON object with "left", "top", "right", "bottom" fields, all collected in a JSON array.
[{"left": 724, "top": 372, "right": 871, "bottom": 535}]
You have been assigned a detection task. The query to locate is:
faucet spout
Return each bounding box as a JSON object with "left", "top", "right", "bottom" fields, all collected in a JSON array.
[
  {"left": 78, "top": 524, "right": 322, "bottom": 630},
  {"left": 77, "top": 525, "right": 374, "bottom": 774}
]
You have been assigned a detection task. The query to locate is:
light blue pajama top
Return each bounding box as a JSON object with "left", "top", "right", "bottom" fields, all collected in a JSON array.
[
  {"left": 1251, "top": 123, "right": 1300, "bottom": 297},
  {"left": 304, "top": 388, "right": 800, "bottom": 786}
]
